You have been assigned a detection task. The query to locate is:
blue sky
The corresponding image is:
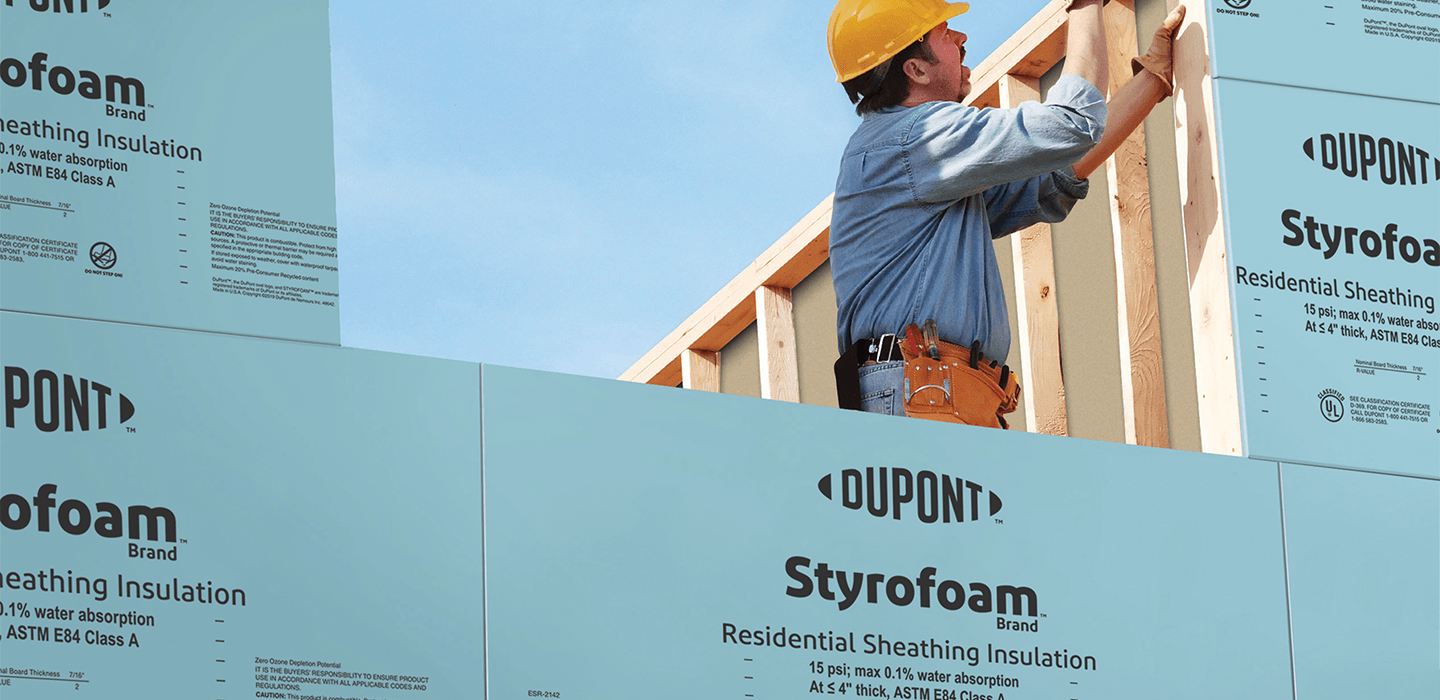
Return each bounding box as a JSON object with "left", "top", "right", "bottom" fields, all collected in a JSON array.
[{"left": 329, "top": 0, "right": 1051, "bottom": 378}]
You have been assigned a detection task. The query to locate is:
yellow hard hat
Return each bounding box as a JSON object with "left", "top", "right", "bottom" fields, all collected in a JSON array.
[{"left": 827, "top": 0, "right": 970, "bottom": 83}]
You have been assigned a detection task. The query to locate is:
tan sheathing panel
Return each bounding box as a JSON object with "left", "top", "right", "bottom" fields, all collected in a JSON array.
[
  {"left": 719, "top": 322, "right": 761, "bottom": 399},
  {"left": 1136, "top": 0, "right": 1202, "bottom": 452},
  {"left": 792, "top": 260, "right": 840, "bottom": 408},
  {"left": 993, "top": 234, "right": 1030, "bottom": 432},
  {"left": 1042, "top": 63, "right": 1126, "bottom": 444}
]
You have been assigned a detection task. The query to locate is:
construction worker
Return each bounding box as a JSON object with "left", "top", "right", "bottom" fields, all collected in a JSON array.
[{"left": 828, "top": 0, "right": 1184, "bottom": 428}]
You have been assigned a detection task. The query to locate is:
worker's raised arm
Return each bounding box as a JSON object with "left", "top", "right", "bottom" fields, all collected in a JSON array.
[
  {"left": 1070, "top": 4, "right": 1187, "bottom": 179},
  {"left": 1061, "top": 0, "right": 1109, "bottom": 95}
]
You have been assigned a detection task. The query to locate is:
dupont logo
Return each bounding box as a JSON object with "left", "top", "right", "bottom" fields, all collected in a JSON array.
[
  {"left": 4, "top": 366, "right": 135, "bottom": 432},
  {"left": 1302, "top": 132, "right": 1437, "bottom": 186},
  {"left": 817, "top": 467, "right": 1003, "bottom": 523},
  {"left": 3, "top": 1, "right": 111, "bottom": 13}
]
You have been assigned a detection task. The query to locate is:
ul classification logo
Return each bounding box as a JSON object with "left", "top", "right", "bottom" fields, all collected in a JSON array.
[
  {"left": 1318, "top": 389, "right": 1345, "bottom": 422},
  {"left": 89, "top": 242, "right": 116, "bottom": 270},
  {"left": 1224, "top": 0, "right": 1252, "bottom": 8}
]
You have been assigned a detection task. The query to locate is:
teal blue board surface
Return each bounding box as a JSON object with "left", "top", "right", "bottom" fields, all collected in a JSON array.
[
  {"left": 1212, "top": 79, "right": 1439, "bottom": 477},
  {"left": 0, "top": 1, "right": 339, "bottom": 343},
  {"left": 1204, "top": 0, "right": 1440, "bottom": 104},
  {"left": 481, "top": 366, "right": 1294, "bottom": 700},
  {"left": 1281, "top": 463, "right": 1440, "bottom": 699},
  {"left": 0, "top": 312, "right": 482, "bottom": 697}
]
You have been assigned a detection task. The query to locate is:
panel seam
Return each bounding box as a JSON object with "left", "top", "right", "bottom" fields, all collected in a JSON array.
[
  {"left": 1277, "top": 462, "right": 1299, "bottom": 700},
  {"left": 1213, "top": 75, "right": 1440, "bottom": 106},
  {"left": 479, "top": 363, "right": 490, "bottom": 700}
]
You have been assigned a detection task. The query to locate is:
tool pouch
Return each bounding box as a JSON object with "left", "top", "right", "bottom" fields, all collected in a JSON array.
[
  {"left": 899, "top": 341, "right": 1020, "bottom": 429},
  {"left": 833, "top": 338, "right": 866, "bottom": 411}
]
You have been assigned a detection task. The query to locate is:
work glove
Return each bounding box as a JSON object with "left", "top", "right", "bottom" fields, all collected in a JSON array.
[{"left": 1132, "top": 4, "right": 1187, "bottom": 97}]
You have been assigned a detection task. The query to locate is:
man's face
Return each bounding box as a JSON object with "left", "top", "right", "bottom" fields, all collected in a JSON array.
[{"left": 925, "top": 22, "right": 971, "bottom": 101}]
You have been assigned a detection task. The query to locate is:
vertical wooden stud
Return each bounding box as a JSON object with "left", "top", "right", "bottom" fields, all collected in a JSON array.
[
  {"left": 1104, "top": 0, "right": 1169, "bottom": 448},
  {"left": 756, "top": 285, "right": 800, "bottom": 402},
  {"left": 1000, "top": 74, "right": 1068, "bottom": 436},
  {"left": 1170, "top": 0, "right": 1243, "bottom": 454},
  {"left": 681, "top": 349, "right": 720, "bottom": 393}
]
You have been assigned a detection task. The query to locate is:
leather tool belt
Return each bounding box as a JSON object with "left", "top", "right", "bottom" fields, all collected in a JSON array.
[
  {"left": 898, "top": 336, "right": 1020, "bottom": 429},
  {"left": 833, "top": 323, "right": 1021, "bottom": 430}
]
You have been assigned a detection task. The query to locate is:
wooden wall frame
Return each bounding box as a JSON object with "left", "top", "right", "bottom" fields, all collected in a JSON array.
[{"left": 621, "top": 0, "right": 1240, "bottom": 455}]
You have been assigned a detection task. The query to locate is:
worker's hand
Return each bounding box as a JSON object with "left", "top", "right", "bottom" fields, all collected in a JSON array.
[{"left": 1131, "top": 4, "right": 1187, "bottom": 97}]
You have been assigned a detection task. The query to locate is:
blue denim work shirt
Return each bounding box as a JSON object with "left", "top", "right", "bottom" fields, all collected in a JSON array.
[{"left": 831, "top": 74, "right": 1107, "bottom": 361}]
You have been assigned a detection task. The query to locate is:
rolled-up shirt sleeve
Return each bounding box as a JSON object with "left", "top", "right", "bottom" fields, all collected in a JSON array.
[{"left": 906, "top": 74, "right": 1107, "bottom": 204}]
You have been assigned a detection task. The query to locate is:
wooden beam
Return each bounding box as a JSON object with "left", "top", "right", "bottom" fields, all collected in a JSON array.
[
  {"left": 1104, "top": 1, "right": 1169, "bottom": 448},
  {"left": 999, "top": 74, "right": 1068, "bottom": 436},
  {"left": 1170, "top": 0, "right": 1243, "bottom": 455},
  {"left": 681, "top": 349, "right": 720, "bottom": 393},
  {"left": 756, "top": 286, "right": 800, "bottom": 402},
  {"left": 618, "top": 196, "right": 832, "bottom": 386},
  {"left": 965, "top": 0, "right": 1069, "bottom": 109}
]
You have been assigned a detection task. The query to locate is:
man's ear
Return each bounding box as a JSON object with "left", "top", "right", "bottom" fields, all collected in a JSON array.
[{"left": 902, "top": 57, "right": 931, "bottom": 86}]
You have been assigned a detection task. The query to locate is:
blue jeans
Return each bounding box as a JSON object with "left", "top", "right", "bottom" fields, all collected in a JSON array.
[{"left": 858, "top": 360, "right": 906, "bottom": 417}]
